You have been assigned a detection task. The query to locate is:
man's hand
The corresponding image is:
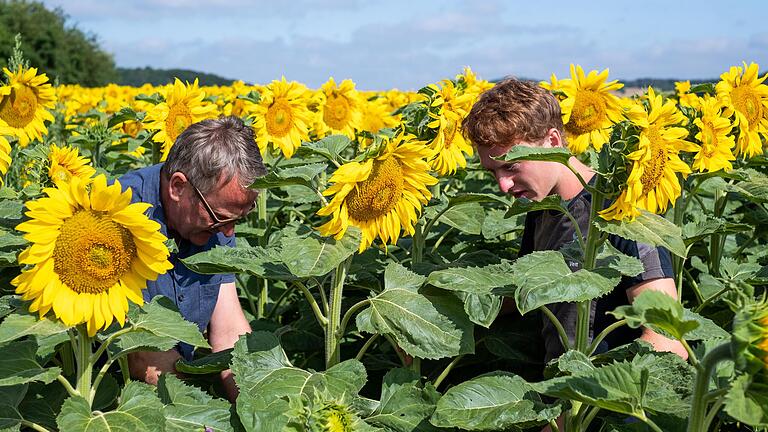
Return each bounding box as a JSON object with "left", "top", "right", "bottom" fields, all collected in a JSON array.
[
  {"left": 128, "top": 350, "right": 183, "bottom": 385},
  {"left": 626, "top": 277, "right": 688, "bottom": 360},
  {"left": 209, "top": 282, "right": 252, "bottom": 402}
]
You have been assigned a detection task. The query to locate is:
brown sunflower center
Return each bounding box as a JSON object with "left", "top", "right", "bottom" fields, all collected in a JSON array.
[
  {"left": 324, "top": 94, "right": 351, "bottom": 130},
  {"left": 346, "top": 157, "right": 404, "bottom": 221},
  {"left": 0, "top": 84, "right": 38, "bottom": 128},
  {"left": 639, "top": 126, "right": 668, "bottom": 195},
  {"left": 265, "top": 98, "right": 294, "bottom": 137},
  {"left": 731, "top": 85, "right": 763, "bottom": 126},
  {"left": 53, "top": 210, "right": 137, "bottom": 294},
  {"left": 566, "top": 90, "right": 607, "bottom": 136},
  {"left": 165, "top": 102, "right": 193, "bottom": 143}
]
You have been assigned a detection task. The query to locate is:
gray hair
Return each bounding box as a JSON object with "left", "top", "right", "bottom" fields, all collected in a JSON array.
[{"left": 161, "top": 116, "right": 267, "bottom": 193}]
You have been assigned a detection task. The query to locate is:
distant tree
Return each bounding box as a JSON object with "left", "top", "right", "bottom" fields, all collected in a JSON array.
[
  {"left": 116, "top": 67, "right": 236, "bottom": 87},
  {"left": 0, "top": 0, "right": 117, "bottom": 86}
]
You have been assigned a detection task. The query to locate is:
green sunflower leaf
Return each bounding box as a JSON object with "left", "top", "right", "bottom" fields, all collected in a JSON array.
[{"left": 595, "top": 210, "right": 687, "bottom": 258}]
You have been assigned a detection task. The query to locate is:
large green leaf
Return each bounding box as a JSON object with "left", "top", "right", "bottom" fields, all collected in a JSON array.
[
  {"left": 0, "top": 311, "right": 69, "bottom": 346},
  {"left": 356, "top": 287, "right": 468, "bottom": 359},
  {"left": 426, "top": 261, "right": 513, "bottom": 295},
  {"left": 0, "top": 201, "right": 23, "bottom": 229},
  {"left": 111, "top": 329, "right": 179, "bottom": 355},
  {"left": 17, "top": 382, "right": 68, "bottom": 430},
  {"left": 56, "top": 381, "right": 165, "bottom": 432},
  {"left": 595, "top": 211, "right": 687, "bottom": 258},
  {"left": 609, "top": 290, "right": 699, "bottom": 340},
  {"left": 280, "top": 227, "right": 361, "bottom": 277},
  {"left": 724, "top": 373, "right": 768, "bottom": 426},
  {"left": 431, "top": 373, "right": 561, "bottom": 430},
  {"left": 455, "top": 291, "right": 502, "bottom": 328},
  {"left": 127, "top": 297, "right": 210, "bottom": 349},
  {"left": 157, "top": 374, "right": 233, "bottom": 432},
  {"left": 0, "top": 340, "right": 60, "bottom": 387},
  {"left": 726, "top": 175, "right": 768, "bottom": 203},
  {"left": 175, "top": 348, "right": 232, "bottom": 374},
  {"left": 482, "top": 208, "right": 524, "bottom": 239},
  {"left": 497, "top": 145, "right": 572, "bottom": 165},
  {"left": 365, "top": 369, "right": 441, "bottom": 432},
  {"left": 504, "top": 195, "right": 568, "bottom": 218},
  {"left": 181, "top": 245, "right": 295, "bottom": 280},
  {"left": 435, "top": 202, "right": 485, "bottom": 235},
  {"left": 384, "top": 262, "right": 426, "bottom": 292},
  {"left": 506, "top": 251, "right": 620, "bottom": 315},
  {"left": 296, "top": 135, "right": 351, "bottom": 162},
  {"left": 596, "top": 243, "right": 644, "bottom": 277},
  {"left": 0, "top": 385, "right": 26, "bottom": 430}
]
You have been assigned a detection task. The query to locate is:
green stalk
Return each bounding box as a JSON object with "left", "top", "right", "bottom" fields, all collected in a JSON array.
[
  {"left": 325, "top": 256, "right": 352, "bottom": 368},
  {"left": 687, "top": 342, "right": 731, "bottom": 432},
  {"left": 672, "top": 190, "right": 686, "bottom": 299},
  {"left": 257, "top": 190, "right": 269, "bottom": 318},
  {"left": 709, "top": 188, "right": 727, "bottom": 277},
  {"left": 236, "top": 274, "right": 258, "bottom": 318},
  {"left": 575, "top": 175, "right": 605, "bottom": 353},
  {"left": 74, "top": 326, "right": 94, "bottom": 405},
  {"left": 411, "top": 221, "right": 425, "bottom": 266},
  {"left": 433, "top": 355, "right": 464, "bottom": 389}
]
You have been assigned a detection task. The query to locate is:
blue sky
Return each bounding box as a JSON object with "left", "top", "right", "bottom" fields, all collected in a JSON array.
[{"left": 42, "top": 0, "right": 768, "bottom": 90}]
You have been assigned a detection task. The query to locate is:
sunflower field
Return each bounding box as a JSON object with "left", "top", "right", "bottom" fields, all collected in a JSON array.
[{"left": 0, "top": 36, "right": 768, "bottom": 432}]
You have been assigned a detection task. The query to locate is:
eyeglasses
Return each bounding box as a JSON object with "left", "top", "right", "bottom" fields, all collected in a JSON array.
[{"left": 188, "top": 181, "right": 247, "bottom": 230}]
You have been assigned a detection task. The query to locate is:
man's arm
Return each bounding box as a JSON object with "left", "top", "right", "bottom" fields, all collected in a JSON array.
[
  {"left": 626, "top": 277, "right": 688, "bottom": 360},
  {"left": 209, "top": 281, "right": 252, "bottom": 402}
]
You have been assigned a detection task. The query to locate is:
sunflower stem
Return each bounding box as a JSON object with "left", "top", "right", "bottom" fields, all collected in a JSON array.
[
  {"left": 672, "top": 190, "right": 686, "bottom": 299},
  {"left": 75, "top": 326, "right": 94, "bottom": 405},
  {"left": 325, "top": 256, "right": 352, "bottom": 368},
  {"left": 709, "top": 187, "right": 727, "bottom": 277},
  {"left": 687, "top": 341, "right": 731, "bottom": 432},
  {"left": 56, "top": 374, "right": 78, "bottom": 398},
  {"left": 575, "top": 174, "right": 605, "bottom": 353},
  {"left": 411, "top": 221, "right": 425, "bottom": 266},
  {"left": 257, "top": 190, "right": 269, "bottom": 319}
]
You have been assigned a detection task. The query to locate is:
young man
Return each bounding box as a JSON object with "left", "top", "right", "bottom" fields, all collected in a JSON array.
[
  {"left": 119, "top": 116, "right": 266, "bottom": 401},
  {"left": 462, "top": 78, "right": 686, "bottom": 364}
]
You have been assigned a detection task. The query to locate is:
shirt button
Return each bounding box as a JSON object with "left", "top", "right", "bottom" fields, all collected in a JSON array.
[{"left": 177, "top": 294, "right": 184, "bottom": 302}]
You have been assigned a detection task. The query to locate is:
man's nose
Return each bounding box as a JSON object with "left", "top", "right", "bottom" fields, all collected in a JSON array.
[{"left": 497, "top": 175, "right": 513, "bottom": 193}]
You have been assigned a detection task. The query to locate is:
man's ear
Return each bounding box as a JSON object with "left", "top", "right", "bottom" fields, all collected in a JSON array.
[
  {"left": 167, "top": 172, "right": 187, "bottom": 203},
  {"left": 544, "top": 128, "right": 565, "bottom": 148}
]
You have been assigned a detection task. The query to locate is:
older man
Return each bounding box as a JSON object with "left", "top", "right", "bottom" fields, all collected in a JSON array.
[{"left": 119, "top": 116, "right": 266, "bottom": 401}]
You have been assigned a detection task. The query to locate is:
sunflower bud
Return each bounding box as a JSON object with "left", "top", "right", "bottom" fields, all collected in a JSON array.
[{"left": 731, "top": 298, "right": 768, "bottom": 376}]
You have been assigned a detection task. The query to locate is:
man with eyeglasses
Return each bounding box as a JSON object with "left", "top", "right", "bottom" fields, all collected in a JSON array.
[{"left": 118, "top": 116, "right": 266, "bottom": 401}]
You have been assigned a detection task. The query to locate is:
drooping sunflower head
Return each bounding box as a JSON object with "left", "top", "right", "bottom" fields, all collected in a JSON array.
[
  {"left": 143, "top": 78, "right": 218, "bottom": 161},
  {"left": 558, "top": 64, "right": 625, "bottom": 153},
  {"left": 317, "top": 131, "right": 437, "bottom": 252},
  {"left": 12, "top": 175, "right": 173, "bottom": 336},
  {"left": 427, "top": 104, "right": 473, "bottom": 176},
  {"left": 318, "top": 78, "right": 363, "bottom": 139},
  {"left": 0, "top": 66, "right": 56, "bottom": 147},
  {"left": 251, "top": 77, "right": 313, "bottom": 158},
  {"left": 674, "top": 80, "right": 700, "bottom": 109},
  {"left": 732, "top": 297, "right": 768, "bottom": 377},
  {"left": 0, "top": 133, "right": 11, "bottom": 179},
  {"left": 47, "top": 144, "right": 96, "bottom": 186},
  {"left": 715, "top": 62, "right": 768, "bottom": 158}
]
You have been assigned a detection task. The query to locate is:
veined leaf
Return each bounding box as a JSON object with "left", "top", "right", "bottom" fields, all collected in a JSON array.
[
  {"left": 296, "top": 135, "right": 351, "bottom": 162},
  {"left": 431, "top": 373, "right": 561, "bottom": 430},
  {"left": 280, "top": 227, "right": 361, "bottom": 277},
  {"left": 175, "top": 349, "right": 232, "bottom": 374},
  {"left": 505, "top": 195, "right": 569, "bottom": 218},
  {"left": 0, "top": 311, "right": 69, "bottom": 346},
  {"left": 0, "top": 340, "right": 61, "bottom": 387},
  {"left": 609, "top": 290, "right": 699, "bottom": 340},
  {"left": 596, "top": 211, "right": 687, "bottom": 258},
  {"left": 158, "top": 374, "right": 233, "bottom": 432},
  {"left": 497, "top": 145, "right": 572, "bottom": 165},
  {"left": 127, "top": 297, "right": 210, "bottom": 349},
  {"left": 56, "top": 381, "right": 165, "bottom": 432},
  {"left": 181, "top": 245, "right": 295, "bottom": 280},
  {"left": 724, "top": 373, "right": 768, "bottom": 426},
  {"left": 365, "top": 369, "right": 441, "bottom": 432},
  {"left": 426, "top": 261, "right": 514, "bottom": 295},
  {"left": 505, "top": 251, "right": 620, "bottom": 315}
]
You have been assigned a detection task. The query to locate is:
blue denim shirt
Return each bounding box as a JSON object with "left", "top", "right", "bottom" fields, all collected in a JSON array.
[{"left": 118, "top": 164, "right": 236, "bottom": 359}]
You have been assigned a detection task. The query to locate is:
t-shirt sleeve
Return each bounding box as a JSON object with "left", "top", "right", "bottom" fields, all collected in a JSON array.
[
  {"left": 609, "top": 236, "right": 674, "bottom": 285},
  {"left": 115, "top": 172, "right": 144, "bottom": 204}
]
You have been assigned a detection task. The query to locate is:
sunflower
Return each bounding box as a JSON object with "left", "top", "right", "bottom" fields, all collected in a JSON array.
[
  {"left": 674, "top": 81, "right": 701, "bottom": 109},
  {"left": 716, "top": 62, "right": 768, "bottom": 158},
  {"left": 47, "top": 144, "right": 96, "bottom": 185},
  {"left": 559, "top": 65, "right": 625, "bottom": 154},
  {"left": 0, "top": 133, "right": 11, "bottom": 179},
  {"left": 144, "top": 78, "right": 217, "bottom": 161},
  {"left": 251, "top": 77, "right": 313, "bottom": 158},
  {"left": 359, "top": 95, "right": 399, "bottom": 136},
  {"left": 691, "top": 96, "right": 736, "bottom": 172},
  {"left": 427, "top": 105, "right": 473, "bottom": 175},
  {"left": 0, "top": 67, "right": 56, "bottom": 147},
  {"left": 732, "top": 298, "right": 768, "bottom": 376},
  {"left": 600, "top": 88, "right": 698, "bottom": 220},
  {"left": 317, "top": 131, "right": 437, "bottom": 252},
  {"left": 540, "top": 73, "right": 567, "bottom": 101},
  {"left": 12, "top": 175, "right": 173, "bottom": 336},
  {"left": 317, "top": 78, "right": 362, "bottom": 139}
]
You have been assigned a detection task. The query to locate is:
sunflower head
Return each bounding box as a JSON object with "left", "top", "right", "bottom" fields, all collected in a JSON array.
[
  {"left": 732, "top": 297, "right": 768, "bottom": 376},
  {"left": 316, "top": 130, "right": 437, "bottom": 252},
  {"left": 318, "top": 78, "right": 362, "bottom": 139},
  {"left": 0, "top": 66, "right": 56, "bottom": 147},
  {"left": 715, "top": 62, "right": 768, "bottom": 158},
  {"left": 47, "top": 144, "right": 96, "bottom": 186},
  {"left": 12, "top": 174, "right": 173, "bottom": 336}
]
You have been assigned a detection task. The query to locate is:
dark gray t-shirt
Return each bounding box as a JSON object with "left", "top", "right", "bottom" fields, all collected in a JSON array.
[{"left": 519, "top": 187, "right": 673, "bottom": 362}]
